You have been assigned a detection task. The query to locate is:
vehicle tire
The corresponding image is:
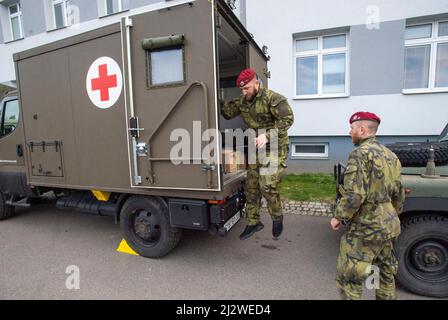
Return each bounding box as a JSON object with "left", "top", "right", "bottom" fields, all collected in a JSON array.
[
  {"left": 395, "top": 215, "right": 448, "bottom": 298},
  {"left": 120, "top": 196, "right": 182, "bottom": 258},
  {"left": 0, "top": 191, "right": 15, "bottom": 221},
  {"left": 386, "top": 142, "right": 448, "bottom": 167}
]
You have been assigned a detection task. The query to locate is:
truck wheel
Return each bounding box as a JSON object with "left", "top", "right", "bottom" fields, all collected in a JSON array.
[
  {"left": 120, "top": 196, "right": 182, "bottom": 258},
  {"left": 0, "top": 191, "right": 15, "bottom": 221},
  {"left": 396, "top": 215, "right": 448, "bottom": 298}
]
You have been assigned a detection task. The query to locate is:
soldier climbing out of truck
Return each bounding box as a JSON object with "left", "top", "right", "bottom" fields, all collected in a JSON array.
[{"left": 220, "top": 68, "right": 294, "bottom": 241}]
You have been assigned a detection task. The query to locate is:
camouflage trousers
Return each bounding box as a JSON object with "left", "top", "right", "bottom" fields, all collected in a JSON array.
[
  {"left": 244, "top": 147, "right": 287, "bottom": 226},
  {"left": 336, "top": 233, "right": 398, "bottom": 300}
]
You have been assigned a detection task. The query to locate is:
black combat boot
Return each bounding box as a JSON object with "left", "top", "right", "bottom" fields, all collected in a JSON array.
[
  {"left": 272, "top": 215, "right": 284, "bottom": 239},
  {"left": 239, "top": 222, "right": 264, "bottom": 240}
]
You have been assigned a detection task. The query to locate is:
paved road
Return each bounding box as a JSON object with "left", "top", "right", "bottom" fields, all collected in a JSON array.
[{"left": 0, "top": 203, "right": 433, "bottom": 300}]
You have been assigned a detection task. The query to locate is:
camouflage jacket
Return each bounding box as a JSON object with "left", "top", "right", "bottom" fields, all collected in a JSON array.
[
  {"left": 220, "top": 86, "right": 294, "bottom": 147},
  {"left": 335, "top": 137, "right": 405, "bottom": 241}
]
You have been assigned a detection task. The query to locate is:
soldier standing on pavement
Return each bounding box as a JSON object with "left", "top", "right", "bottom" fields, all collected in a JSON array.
[
  {"left": 220, "top": 68, "right": 294, "bottom": 240},
  {"left": 331, "top": 111, "right": 405, "bottom": 300}
]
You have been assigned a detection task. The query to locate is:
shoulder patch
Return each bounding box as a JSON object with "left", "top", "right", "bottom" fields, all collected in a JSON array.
[{"left": 269, "top": 91, "right": 287, "bottom": 107}]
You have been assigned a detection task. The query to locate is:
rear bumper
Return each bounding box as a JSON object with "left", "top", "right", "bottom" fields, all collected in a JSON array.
[
  {"left": 209, "top": 191, "right": 245, "bottom": 236},
  {"left": 167, "top": 189, "right": 245, "bottom": 234}
]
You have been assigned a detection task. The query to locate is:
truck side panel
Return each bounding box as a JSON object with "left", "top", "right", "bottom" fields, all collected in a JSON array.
[
  {"left": 18, "top": 48, "right": 77, "bottom": 186},
  {"left": 17, "top": 27, "right": 130, "bottom": 191},
  {"left": 67, "top": 31, "right": 130, "bottom": 189}
]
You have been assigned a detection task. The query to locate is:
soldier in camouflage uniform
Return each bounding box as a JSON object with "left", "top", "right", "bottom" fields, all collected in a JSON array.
[
  {"left": 221, "top": 68, "right": 294, "bottom": 240},
  {"left": 331, "top": 111, "right": 405, "bottom": 300}
]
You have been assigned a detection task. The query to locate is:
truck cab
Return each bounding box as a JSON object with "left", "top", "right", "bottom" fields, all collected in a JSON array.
[{"left": 0, "top": 91, "right": 34, "bottom": 199}]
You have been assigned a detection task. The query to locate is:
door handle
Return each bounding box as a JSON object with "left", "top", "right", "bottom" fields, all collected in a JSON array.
[
  {"left": 129, "top": 117, "right": 144, "bottom": 138},
  {"left": 16, "top": 144, "right": 23, "bottom": 157}
]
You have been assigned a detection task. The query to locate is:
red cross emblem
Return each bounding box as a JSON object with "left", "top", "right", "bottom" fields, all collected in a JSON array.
[
  {"left": 91, "top": 64, "right": 117, "bottom": 102},
  {"left": 86, "top": 57, "right": 123, "bottom": 109}
]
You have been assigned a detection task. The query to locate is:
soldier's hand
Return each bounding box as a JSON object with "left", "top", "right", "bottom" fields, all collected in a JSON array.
[
  {"left": 256, "top": 134, "right": 268, "bottom": 149},
  {"left": 330, "top": 218, "right": 341, "bottom": 231}
]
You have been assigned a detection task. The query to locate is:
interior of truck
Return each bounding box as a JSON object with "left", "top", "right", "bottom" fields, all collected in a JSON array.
[{"left": 216, "top": 12, "right": 249, "bottom": 181}]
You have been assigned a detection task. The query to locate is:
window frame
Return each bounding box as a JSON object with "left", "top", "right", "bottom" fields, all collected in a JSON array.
[
  {"left": 403, "top": 20, "right": 448, "bottom": 94},
  {"left": 0, "top": 101, "right": 3, "bottom": 135},
  {"left": 104, "top": 0, "right": 124, "bottom": 16},
  {"left": 293, "top": 32, "right": 350, "bottom": 100},
  {"left": 291, "top": 143, "right": 329, "bottom": 159},
  {"left": 52, "top": 0, "right": 69, "bottom": 29},
  {"left": 8, "top": 3, "right": 24, "bottom": 41},
  {"left": 0, "top": 98, "right": 20, "bottom": 139},
  {"left": 146, "top": 45, "right": 187, "bottom": 89}
]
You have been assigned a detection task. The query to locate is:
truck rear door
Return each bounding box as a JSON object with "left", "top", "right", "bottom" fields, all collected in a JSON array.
[
  {"left": 248, "top": 44, "right": 269, "bottom": 88},
  {"left": 122, "top": 0, "right": 220, "bottom": 191}
]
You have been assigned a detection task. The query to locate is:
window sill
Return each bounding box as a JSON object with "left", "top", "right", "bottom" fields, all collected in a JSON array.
[
  {"left": 4, "top": 37, "right": 24, "bottom": 44},
  {"left": 99, "top": 9, "right": 130, "bottom": 19},
  {"left": 402, "top": 88, "right": 448, "bottom": 95},
  {"left": 293, "top": 94, "right": 349, "bottom": 100},
  {"left": 47, "top": 25, "right": 69, "bottom": 33},
  {"left": 290, "top": 156, "right": 329, "bottom": 160}
]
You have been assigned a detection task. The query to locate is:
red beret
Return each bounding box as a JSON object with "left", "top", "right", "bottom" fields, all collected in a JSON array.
[
  {"left": 349, "top": 111, "right": 381, "bottom": 124},
  {"left": 236, "top": 68, "right": 255, "bottom": 88}
]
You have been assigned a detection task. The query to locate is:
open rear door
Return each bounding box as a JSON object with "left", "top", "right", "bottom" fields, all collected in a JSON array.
[
  {"left": 248, "top": 44, "right": 269, "bottom": 88},
  {"left": 122, "top": 0, "right": 220, "bottom": 191}
]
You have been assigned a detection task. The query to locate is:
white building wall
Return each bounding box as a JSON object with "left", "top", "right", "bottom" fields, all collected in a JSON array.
[{"left": 245, "top": 0, "right": 448, "bottom": 137}]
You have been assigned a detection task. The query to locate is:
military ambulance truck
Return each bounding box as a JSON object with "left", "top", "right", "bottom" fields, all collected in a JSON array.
[
  {"left": 335, "top": 128, "right": 448, "bottom": 298},
  {"left": 0, "top": 0, "right": 270, "bottom": 258}
]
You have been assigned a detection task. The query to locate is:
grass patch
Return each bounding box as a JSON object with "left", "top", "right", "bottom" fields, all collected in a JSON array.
[{"left": 279, "top": 173, "right": 335, "bottom": 202}]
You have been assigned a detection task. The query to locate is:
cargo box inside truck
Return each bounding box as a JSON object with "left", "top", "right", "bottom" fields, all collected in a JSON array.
[{"left": 0, "top": 0, "right": 269, "bottom": 257}]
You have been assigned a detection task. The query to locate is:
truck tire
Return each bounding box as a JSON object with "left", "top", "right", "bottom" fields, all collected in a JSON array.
[
  {"left": 0, "top": 191, "right": 15, "bottom": 221},
  {"left": 387, "top": 142, "right": 448, "bottom": 167},
  {"left": 395, "top": 215, "right": 448, "bottom": 298},
  {"left": 120, "top": 196, "right": 182, "bottom": 258}
]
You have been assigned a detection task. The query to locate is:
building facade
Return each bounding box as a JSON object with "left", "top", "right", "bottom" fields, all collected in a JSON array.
[{"left": 244, "top": 0, "right": 448, "bottom": 172}]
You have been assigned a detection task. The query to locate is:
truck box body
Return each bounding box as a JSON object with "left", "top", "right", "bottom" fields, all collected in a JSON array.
[{"left": 9, "top": 0, "right": 268, "bottom": 200}]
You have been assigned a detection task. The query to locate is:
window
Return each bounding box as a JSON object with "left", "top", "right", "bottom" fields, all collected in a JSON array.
[
  {"left": 52, "top": 0, "right": 69, "bottom": 29},
  {"left": 147, "top": 47, "right": 185, "bottom": 87},
  {"left": 142, "top": 34, "right": 186, "bottom": 87},
  {"left": 404, "top": 21, "right": 448, "bottom": 93},
  {"left": 1, "top": 99, "right": 20, "bottom": 137},
  {"left": 8, "top": 3, "right": 23, "bottom": 41},
  {"left": 291, "top": 143, "right": 329, "bottom": 159},
  {"left": 294, "top": 33, "right": 349, "bottom": 99},
  {"left": 105, "top": 0, "right": 125, "bottom": 15}
]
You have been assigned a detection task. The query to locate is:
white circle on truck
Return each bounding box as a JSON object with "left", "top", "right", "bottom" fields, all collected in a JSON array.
[{"left": 86, "top": 56, "right": 123, "bottom": 109}]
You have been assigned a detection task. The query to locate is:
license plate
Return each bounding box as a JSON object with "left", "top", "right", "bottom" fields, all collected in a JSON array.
[{"left": 224, "top": 211, "right": 241, "bottom": 232}]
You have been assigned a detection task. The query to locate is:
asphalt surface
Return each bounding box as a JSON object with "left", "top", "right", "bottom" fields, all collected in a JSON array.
[{"left": 0, "top": 202, "right": 435, "bottom": 300}]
